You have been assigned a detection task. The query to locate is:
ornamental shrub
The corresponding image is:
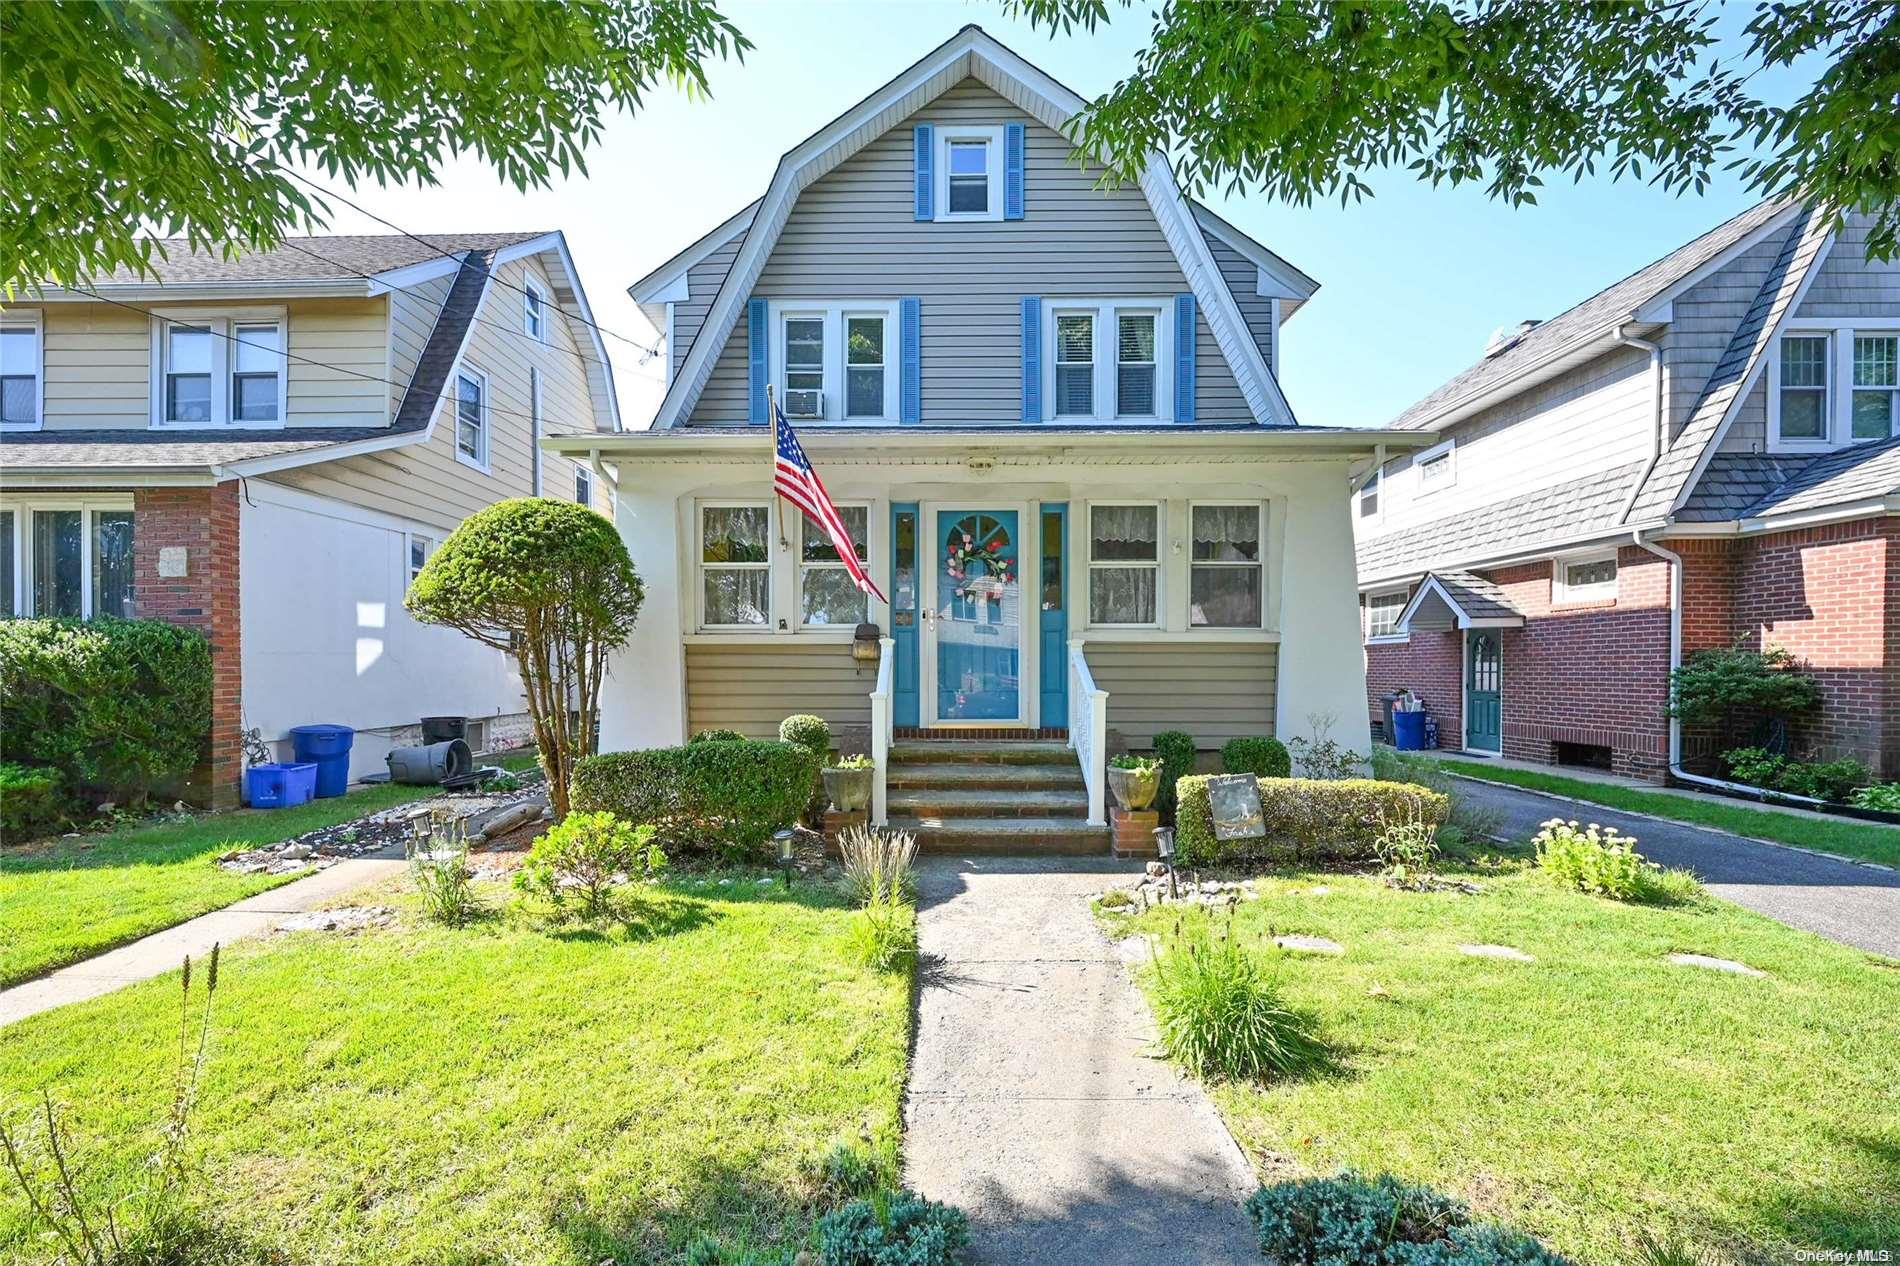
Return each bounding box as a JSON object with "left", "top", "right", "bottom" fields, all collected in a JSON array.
[
  {"left": 570, "top": 741, "right": 817, "bottom": 861},
  {"left": 0, "top": 617, "right": 211, "bottom": 806},
  {"left": 1851, "top": 782, "right": 1900, "bottom": 813},
  {"left": 1722, "top": 746, "right": 1872, "bottom": 803},
  {"left": 1152, "top": 729, "right": 1197, "bottom": 822},
  {"left": 1174, "top": 775, "right": 1449, "bottom": 867},
  {"left": 1221, "top": 736, "right": 1291, "bottom": 779},
  {"left": 1669, "top": 645, "right": 1821, "bottom": 727},
  {"left": 779, "top": 713, "right": 832, "bottom": 756},
  {"left": 812, "top": 1190, "right": 969, "bottom": 1266},
  {"left": 1246, "top": 1171, "right": 1572, "bottom": 1264},
  {"left": 689, "top": 728, "right": 746, "bottom": 744},
  {"left": 0, "top": 763, "right": 66, "bottom": 840},
  {"left": 514, "top": 810, "right": 664, "bottom": 922}
]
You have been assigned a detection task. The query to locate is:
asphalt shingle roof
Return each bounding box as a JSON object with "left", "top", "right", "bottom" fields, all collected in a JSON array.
[
  {"left": 1746, "top": 436, "right": 1900, "bottom": 516},
  {"left": 83, "top": 232, "right": 544, "bottom": 287},
  {"left": 1391, "top": 199, "right": 1794, "bottom": 431},
  {"left": 1429, "top": 570, "right": 1524, "bottom": 622}
]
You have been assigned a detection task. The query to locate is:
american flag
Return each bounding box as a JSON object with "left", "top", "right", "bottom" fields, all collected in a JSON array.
[{"left": 773, "top": 400, "right": 887, "bottom": 604}]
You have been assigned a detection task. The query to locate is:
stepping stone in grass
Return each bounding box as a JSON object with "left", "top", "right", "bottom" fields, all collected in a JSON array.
[
  {"left": 1459, "top": 943, "right": 1534, "bottom": 963},
  {"left": 1274, "top": 935, "right": 1344, "bottom": 955},
  {"left": 1667, "top": 952, "right": 1766, "bottom": 978}
]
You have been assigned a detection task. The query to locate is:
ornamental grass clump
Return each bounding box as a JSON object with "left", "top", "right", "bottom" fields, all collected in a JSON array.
[
  {"left": 1533, "top": 818, "right": 1702, "bottom": 905},
  {"left": 846, "top": 897, "right": 916, "bottom": 974},
  {"left": 407, "top": 814, "right": 483, "bottom": 928},
  {"left": 1149, "top": 915, "right": 1324, "bottom": 1083},
  {"left": 837, "top": 823, "right": 918, "bottom": 907}
]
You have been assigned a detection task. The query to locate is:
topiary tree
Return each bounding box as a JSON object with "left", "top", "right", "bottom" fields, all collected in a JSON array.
[
  {"left": 407, "top": 498, "right": 642, "bottom": 818},
  {"left": 1221, "top": 736, "right": 1291, "bottom": 780}
]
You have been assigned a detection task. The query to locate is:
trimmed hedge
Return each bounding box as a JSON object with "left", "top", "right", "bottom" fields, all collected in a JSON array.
[
  {"left": 0, "top": 762, "right": 65, "bottom": 841},
  {"left": 1176, "top": 774, "right": 1449, "bottom": 866},
  {"left": 688, "top": 728, "right": 746, "bottom": 744},
  {"left": 1221, "top": 736, "right": 1291, "bottom": 780},
  {"left": 570, "top": 740, "right": 818, "bottom": 861},
  {"left": 0, "top": 617, "right": 211, "bottom": 806},
  {"left": 1153, "top": 729, "right": 1197, "bottom": 823},
  {"left": 1247, "top": 1171, "right": 1571, "bottom": 1264}
]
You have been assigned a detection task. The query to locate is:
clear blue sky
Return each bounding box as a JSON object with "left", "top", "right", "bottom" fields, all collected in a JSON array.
[{"left": 304, "top": 1, "right": 1822, "bottom": 432}]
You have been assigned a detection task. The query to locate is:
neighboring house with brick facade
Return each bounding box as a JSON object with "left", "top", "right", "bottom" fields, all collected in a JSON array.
[
  {"left": 1357, "top": 201, "right": 1900, "bottom": 782},
  {"left": 0, "top": 232, "right": 621, "bottom": 803}
]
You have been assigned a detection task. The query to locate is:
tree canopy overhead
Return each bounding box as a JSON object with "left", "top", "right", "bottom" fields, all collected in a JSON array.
[
  {"left": 2, "top": 0, "right": 750, "bottom": 290},
  {"left": 1005, "top": 0, "right": 1900, "bottom": 257}
]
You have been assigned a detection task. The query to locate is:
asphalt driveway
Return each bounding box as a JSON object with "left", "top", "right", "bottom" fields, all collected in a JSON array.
[{"left": 1453, "top": 776, "right": 1900, "bottom": 959}]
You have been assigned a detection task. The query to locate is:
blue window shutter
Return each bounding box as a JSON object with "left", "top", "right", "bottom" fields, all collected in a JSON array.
[
  {"left": 913, "top": 124, "right": 934, "bottom": 221},
  {"left": 900, "top": 297, "right": 922, "bottom": 424},
  {"left": 747, "top": 295, "right": 768, "bottom": 425},
  {"left": 1174, "top": 293, "right": 1196, "bottom": 422},
  {"left": 1020, "top": 297, "right": 1042, "bottom": 423},
  {"left": 1004, "top": 122, "right": 1025, "bottom": 220}
]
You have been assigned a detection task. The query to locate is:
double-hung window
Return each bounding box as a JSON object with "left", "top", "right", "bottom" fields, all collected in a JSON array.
[
  {"left": 408, "top": 534, "right": 434, "bottom": 584},
  {"left": 770, "top": 303, "right": 900, "bottom": 423},
  {"left": 1358, "top": 465, "right": 1381, "bottom": 521},
  {"left": 1088, "top": 503, "right": 1159, "bottom": 626},
  {"left": 1777, "top": 335, "right": 1829, "bottom": 442},
  {"left": 0, "top": 500, "right": 134, "bottom": 619},
  {"left": 523, "top": 279, "right": 547, "bottom": 341},
  {"left": 783, "top": 315, "right": 825, "bottom": 414},
  {"left": 701, "top": 504, "right": 771, "bottom": 629},
  {"left": 1189, "top": 503, "right": 1263, "bottom": 628},
  {"left": 935, "top": 126, "right": 1003, "bottom": 221},
  {"left": 150, "top": 310, "right": 285, "bottom": 426},
  {"left": 799, "top": 505, "right": 869, "bottom": 627},
  {"left": 1, "top": 315, "right": 42, "bottom": 429},
  {"left": 1117, "top": 313, "right": 1157, "bottom": 417},
  {"left": 1366, "top": 589, "right": 1408, "bottom": 640},
  {"left": 454, "top": 368, "right": 488, "bottom": 469},
  {"left": 1055, "top": 313, "right": 1094, "bottom": 417},
  {"left": 845, "top": 315, "right": 885, "bottom": 419},
  {"left": 1852, "top": 334, "right": 1898, "bottom": 439}
]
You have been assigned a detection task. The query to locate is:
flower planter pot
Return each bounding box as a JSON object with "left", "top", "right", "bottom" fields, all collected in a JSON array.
[
  {"left": 1107, "top": 765, "right": 1159, "bottom": 813},
  {"left": 822, "top": 764, "right": 874, "bottom": 814}
]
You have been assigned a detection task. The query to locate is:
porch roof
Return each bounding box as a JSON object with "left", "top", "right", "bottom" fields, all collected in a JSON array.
[{"left": 1398, "top": 571, "right": 1525, "bottom": 633}]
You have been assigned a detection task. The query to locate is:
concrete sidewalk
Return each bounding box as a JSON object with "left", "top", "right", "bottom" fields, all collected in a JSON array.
[
  {"left": 0, "top": 852, "right": 405, "bottom": 1028},
  {"left": 903, "top": 858, "right": 1258, "bottom": 1265}
]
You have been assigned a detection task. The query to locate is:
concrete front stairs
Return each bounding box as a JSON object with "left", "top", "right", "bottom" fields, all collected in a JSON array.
[{"left": 885, "top": 740, "right": 1111, "bottom": 854}]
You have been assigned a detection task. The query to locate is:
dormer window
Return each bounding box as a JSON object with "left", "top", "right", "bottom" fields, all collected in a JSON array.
[
  {"left": 1771, "top": 324, "right": 1900, "bottom": 449},
  {"left": 934, "top": 126, "right": 1004, "bottom": 222},
  {"left": 766, "top": 302, "right": 900, "bottom": 423},
  {"left": 1777, "top": 335, "right": 1827, "bottom": 442},
  {"left": 1852, "top": 334, "right": 1897, "bottom": 439},
  {"left": 149, "top": 309, "right": 285, "bottom": 428}
]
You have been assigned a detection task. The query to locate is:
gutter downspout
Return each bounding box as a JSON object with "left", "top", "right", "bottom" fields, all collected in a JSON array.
[
  {"left": 1614, "top": 325, "right": 1664, "bottom": 524},
  {"left": 1348, "top": 443, "right": 1387, "bottom": 494},
  {"left": 1630, "top": 528, "right": 1835, "bottom": 806}
]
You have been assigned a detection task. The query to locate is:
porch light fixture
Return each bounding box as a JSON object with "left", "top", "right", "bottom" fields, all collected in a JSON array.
[{"left": 775, "top": 828, "right": 798, "bottom": 888}]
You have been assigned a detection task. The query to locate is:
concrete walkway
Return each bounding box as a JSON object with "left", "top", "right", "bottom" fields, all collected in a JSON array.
[
  {"left": 1453, "top": 777, "right": 1900, "bottom": 958},
  {"left": 903, "top": 857, "right": 1258, "bottom": 1265},
  {"left": 0, "top": 851, "right": 406, "bottom": 1028}
]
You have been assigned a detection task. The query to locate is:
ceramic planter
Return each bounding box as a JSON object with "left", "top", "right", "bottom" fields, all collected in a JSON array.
[
  {"left": 1107, "top": 764, "right": 1159, "bottom": 813},
  {"left": 822, "top": 764, "right": 874, "bottom": 814}
]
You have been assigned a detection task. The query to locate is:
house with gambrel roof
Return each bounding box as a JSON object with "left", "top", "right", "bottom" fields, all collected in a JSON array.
[{"left": 1358, "top": 201, "right": 1899, "bottom": 782}]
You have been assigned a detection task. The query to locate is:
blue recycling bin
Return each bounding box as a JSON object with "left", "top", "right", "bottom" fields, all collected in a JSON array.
[
  {"left": 1391, "top": 710, "right": 1428, "bottom": 752},
  {"left": 289, "top": 724, "right": 355, "bottom": 798}
]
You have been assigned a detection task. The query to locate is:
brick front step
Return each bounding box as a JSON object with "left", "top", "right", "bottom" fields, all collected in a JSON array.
[
  {"left": 890, "top": 740, "right": 1077, "bottom": 766},
  {"left": 888, "top": 815, "right": 1112, "bottom": 855},
  {"left": 888, "top": 787, "right": 1089, "bottom": 819},
  {"left": 885, "top": 762, "right": 1085, "bottom": 791}
]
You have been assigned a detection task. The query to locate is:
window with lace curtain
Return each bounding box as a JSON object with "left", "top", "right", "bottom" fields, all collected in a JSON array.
[
  {"left": 1088, "top": 503, "right": 1159, "bottom": 626},
  {"left": 1188, "top": 503, "right": 1263, "bottom": 627}
]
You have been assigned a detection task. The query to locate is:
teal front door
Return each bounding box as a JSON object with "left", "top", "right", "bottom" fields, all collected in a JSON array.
[
  {"left": 1465, "top": 629, "right": 1502, "bottom": 752},
  {"left": 932, "top": 509, "right": 1024, "bottom": 723}
]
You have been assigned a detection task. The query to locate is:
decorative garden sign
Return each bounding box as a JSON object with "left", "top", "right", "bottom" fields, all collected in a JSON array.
[{"left": 1208, "top": 774, "right": 1264, "bottom": 841}]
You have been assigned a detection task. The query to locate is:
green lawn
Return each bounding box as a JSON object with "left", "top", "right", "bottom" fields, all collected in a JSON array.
[
  {"left": 1431, "top": 757, "right": 1900, "bottom": 867},
  {"left": 0, "top": 875, "right": 908, "bottom": 1265},
  {"left": 1104, "top": 863, "right": 1900, "bottom": 1263}
]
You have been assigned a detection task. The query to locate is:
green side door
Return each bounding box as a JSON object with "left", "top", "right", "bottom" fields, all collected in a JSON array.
[{"left": 1465, "top": 629, "right": 1502, "bottom": 753}]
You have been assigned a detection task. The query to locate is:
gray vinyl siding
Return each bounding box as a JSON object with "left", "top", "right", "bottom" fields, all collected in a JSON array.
[
  {"left": 686, "top": 78, "right": 1251, "bottom": 426},
  {"left": 1660, "top": 223, "right": 1794, "bottom": 441},
  {"left": 685, "top": 641, "right": 872, "bottom": 737},
  {"left": 1204, "top": 232, "right": 1274, "bottom": 374},
  {"left": 388, "top": 272, "right": 455, "bottom": 421},
  {"left": 673, "top": 236, "right": 742, "bottom": 382},
  {"left": 1086, "top": 641, "right": 1278, "bottom": 748}
]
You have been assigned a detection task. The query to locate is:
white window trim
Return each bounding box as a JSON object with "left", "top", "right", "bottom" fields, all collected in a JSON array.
[
  {"left": 1414, "top": 438, "right": 1457, "bottom": 495},
  {"left": 796, "top": 502, "right": 871, "bottom": 632},
  {"left": 1187, "top": 500, "right": 1266, "bottom": 629},
  {"left": 766, "top": 301, "right": 900, "bottom": 424},
  {"left": 1553, "top": 548, "right": 1619, "bottom": 605},
  {"left": 1042, "top": 299, "right": 1176, "bottom": 424},
  {"left": 147, "top": 307, "right": 288, "bottom": 430},
  {"left": 575, "top": 463, "right": 592, "bottom": 508},
  {"left": 1, "top": 310, "right": 45, "bottom": 432},
  {"left": 1768, "top": 320, "right": 1900, "bottom": 451},
  {"left": 0, "top": 493, "right": 136, "bottom": 619},
  {"left": 1085, "top": 499, "right": 1164, "bottom": 630},
  {"left": 1364, "top": 587, "right": 1410, "bottom": 643},
  {"left": 523, "top": 277, "right": 548, "bottom": 342},
  {"left": 407, "top": 533, "right": 435, "bottom": 584},
  {"left": 934, "top": 124, "right": 1005, "bottom": 223},
  {"left": 452, "top": 365, "right": 491, "bottom": 473},
  {"left": 697, "top": 500, "right": 775, "bottom": 633}
]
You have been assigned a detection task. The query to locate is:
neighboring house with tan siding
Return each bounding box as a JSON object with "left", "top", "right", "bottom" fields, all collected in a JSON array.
[
  {"left": 549, "top": 26, "right": 1428, "bottom": 851},
  {"left": 0, "top": 232, "right": 620, "bottom": 803},
  {"left": 1357, "top": 202, "right": 1900, "bottom": 784}
]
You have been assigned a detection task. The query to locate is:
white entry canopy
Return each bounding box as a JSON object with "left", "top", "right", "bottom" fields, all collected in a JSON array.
[{"left": 1398, "top": 570, "right": 1525, "bottom": 633}]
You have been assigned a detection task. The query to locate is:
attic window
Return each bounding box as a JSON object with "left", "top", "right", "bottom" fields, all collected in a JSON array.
[
  {"left": 947, "top": 141, "right": 988, "bottom": 214},
  {"left": 523, "top": 279, "right": 547, "bottom": 341},
  {"left": 1415, "top": 439, "right": 1456, "bottom": 493},
  {"left": 934, "top": 126, "right": 1003, "bottom": 222}
]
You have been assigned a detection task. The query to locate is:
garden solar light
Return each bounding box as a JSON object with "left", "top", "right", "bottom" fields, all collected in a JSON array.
[
  {"left": 775, "top": 828, "right": 798, "bottom": 887},
  {"left": 1153, "top": 827, "right": 1175, "bottom": 862}
]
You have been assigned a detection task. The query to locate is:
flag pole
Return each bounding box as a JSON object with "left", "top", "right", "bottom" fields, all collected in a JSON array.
[{"left": 768, "top": 383, "right": 789, "bottom": 548}]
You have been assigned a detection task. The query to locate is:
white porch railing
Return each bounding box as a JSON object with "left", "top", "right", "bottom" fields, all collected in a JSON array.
[
  {"left": 1067, "top": 638, "right": 1108, "bottom": 826},
  {"left": 870, "top": 636, "right": 895, "bottom": 826}
]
